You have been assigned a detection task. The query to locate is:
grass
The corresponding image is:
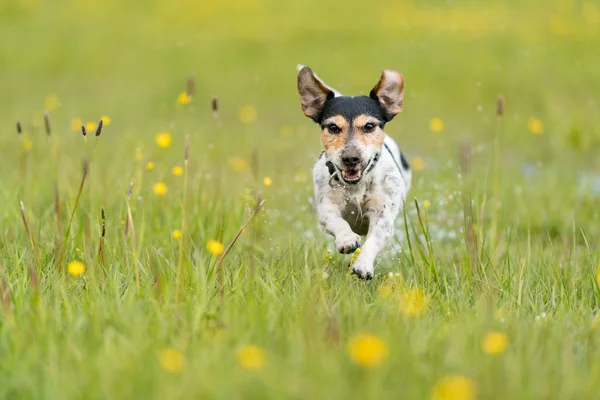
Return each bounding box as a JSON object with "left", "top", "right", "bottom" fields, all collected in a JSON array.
[{"left": 1, "top": 0, "right": 600, "bottom": 398}]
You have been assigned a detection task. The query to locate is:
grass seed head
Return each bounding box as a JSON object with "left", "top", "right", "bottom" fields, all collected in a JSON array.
[
  {"left": 497, "top": 95, "right": 505, "bottom": 117},
  {"left": 95, "top": 119, "right": 103, "bottom": 137},
  {"left": 44, "top": 112, "right": 51, "bottom": 136},
  {"left": 16, "top": 121, "right": 22, "bottom": 135},
  {"left": 81, "top": 124, "right": 87, "bottom": 137}
]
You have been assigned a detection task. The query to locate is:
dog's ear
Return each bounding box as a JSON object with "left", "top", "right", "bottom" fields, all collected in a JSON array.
[
  {"left": 297, "top": 66, "right": 333, "bottom": 121},
  {"left": 370, "top": 70, "right": 404, "bottom": 121}
]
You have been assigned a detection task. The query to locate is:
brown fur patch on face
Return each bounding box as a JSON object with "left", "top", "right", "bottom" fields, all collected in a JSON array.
[
  {"left": 353, "top": 114, "right": 385, "bottom": 148},
  {"left": 321, "top": 115, "right": 349, "bottom": 152}
]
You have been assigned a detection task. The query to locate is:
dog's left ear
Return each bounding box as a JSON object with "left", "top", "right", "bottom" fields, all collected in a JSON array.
[{"left": 370, "top": 70, "right": 404, "bottom": 121}]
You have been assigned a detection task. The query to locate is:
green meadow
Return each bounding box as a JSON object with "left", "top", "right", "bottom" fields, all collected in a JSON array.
[{"left": 1, "top": 0, "right": 600, "bottom": 398}]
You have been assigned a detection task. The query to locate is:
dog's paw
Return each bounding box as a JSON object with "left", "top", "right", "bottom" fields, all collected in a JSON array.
[
  {"left": 335, "top": 232, "right": 361, "bottom": 254},
  {"left": 350, "top": 259, "right": 374, "bottom": 281}
]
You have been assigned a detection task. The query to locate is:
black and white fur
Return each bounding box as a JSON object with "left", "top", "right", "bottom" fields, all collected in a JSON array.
[{"left": 297, "top": 65, "right": 412, "bottom": 280}]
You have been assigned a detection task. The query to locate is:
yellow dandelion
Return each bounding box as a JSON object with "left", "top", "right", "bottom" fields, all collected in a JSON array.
[
  {"left": 263, "top": 177, "right": 273, "bottom": 187},
  {"left": 146, "top": 161, "right": 155, "bottom": 171},
  {"left": 423, "top": 200, "right": 431, "bottom": 209},
  {"left": 228, "top": 157, "right": 247, "bottom": 172},
  {"left": 177, "top": 91, "right": 191, "bottom": 105},
  {"left": 548, "top": 13, "right": 568, "bottom": 36},
  {"left": 236, "top": 345, "right": 266, "bottom": 370},
  {"left": 347, "top": 333, "right": 388, "bottom": 368},
  {"left": 206, "top": 240, "right": 224, "bottom": 255},
  {"left": 22, "top": 137, "right": 33, "bottom": 151},
  {"left": 431, "top": 375, "right": 476, "bottom": 400},
  {"left": 411, "top": 156, "right": 425, "bottom": 171},
  {"left": 153, "top": 182, "right": 167, "bottom": 196},
  {"left": 378, "top": 284, "right": 393, "bottom": 299},
  {"left": 172, "top": 230, "right": 182, "bottom": 239},
  {"left": 44, "top": 94, "right": 60, "bottom": 111},
  {"left": 280, "top": 125, "right": 294, "bottom": 138},
  {"left": 430, "top": 117, "right": 444, "bottom": 132},
  {"left": 172, "top": 166, "right": 184, "bottom": 176},
  {"left": 238, "top": 105, "right": 258, "bottom": 124},
  {"left": 528, "top": 117, "right": 543, "bottom": 135},
  {"left": 101, "top": 116, "right": 111, "bottom": 125},
  {"left": 482, "top": 331, "right": 508, "bottom": 355},
  {"left": 399, "top": 287, "right": 429, "bottom": 317},
  {"left": 135, "top": 150, "right": 143, "bottom": 161},
  {"left": 584, "top": 2, "right": 600, "bottom": 25},
  {"left": 156, "top": 132, "right": 172, "bottom": 148},
  {"left": 67, "top": 261, "right": 86, "bottom": 277},
  {"left": 85, "top": 122, "right": 97, "bottom": 132},
  {"left": 158, "top": 348, "right": 185, "bottom": 373},
  {"left": 71, "top": 118, "right": 83, "bottom": 132}
]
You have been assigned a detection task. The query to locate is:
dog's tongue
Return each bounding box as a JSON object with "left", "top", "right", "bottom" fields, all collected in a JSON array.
[{"left": 342, "top": 169, "right": 360, "bottom": 181}]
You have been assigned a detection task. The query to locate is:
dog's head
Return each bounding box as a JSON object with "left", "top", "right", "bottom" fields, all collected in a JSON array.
[{"left": 297, "top": 66, "right": 404, "bottom": 184}]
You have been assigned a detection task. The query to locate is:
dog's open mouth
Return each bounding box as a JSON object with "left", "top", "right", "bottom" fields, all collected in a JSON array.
[{"left": 341, "top": 168, "right": 363, "bottom": 183}]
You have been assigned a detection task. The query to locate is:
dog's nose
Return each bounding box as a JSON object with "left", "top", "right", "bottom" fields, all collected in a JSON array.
[{"left": 342, "top": 156, "right": 360, "bottom": 167}]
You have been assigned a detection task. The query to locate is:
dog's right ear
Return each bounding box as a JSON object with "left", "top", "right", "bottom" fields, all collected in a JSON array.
[{"left": 297, "top": 66, "right": 333, "bottom": 122}]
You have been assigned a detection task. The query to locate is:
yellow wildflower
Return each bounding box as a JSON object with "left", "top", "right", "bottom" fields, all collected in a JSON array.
[
  {"left": 482, "top": 331, "right": 508, "bottom": 355},
  {"left": 153, "top": 182, "right": 167, "bottom": 196},
  {"left": 584, "top": 2, "right": 600, "bottom": 25},
  {"left": 399, "top": 287, "right": 429, "bottom": 317},
  {"left": 236, "top": 345, "right": 266, "bottom": 370},
  {"left": 67, "top": 261, "right": 86, "bottom": 277},
  {"left": 548, "top": 14, "right": 568, "bottom": 36},
  {"left": 44, "top": 94, "right": 60, "bottom": 111},
  {"left": 146, "top": 161, "right": 154, "bottom": 171},
  {"left": 177, "top": 91, "right": 191, "bottom": 105},
  {"left": 423, "top": 200, "right": 431, "bottom": 209},
  {"left": 158, "top": 348, "right": 185, "bottom": 373},
  {"left": 238, "top": 105, "right": 258, "bottom": 124},
  {"left": 228, "top": 157, "right": 247, "bottom": 172},
  {"left": 263, "top": 177, "right": 272, "bottom": 187},
  {"left": 411, "top": 156, "right": 425, "bottom": 171},
  {"left": 172, "top": 230, "right": 182, "bottom": 239},
  {"left": 22, "top": 137, "right": 33, "bottom": 151},
  {"left": 378, "top": 284, "right": 393, "bottom": 299},
  {"left": 71, "top": 118, "right": 83, "bottom": 132},
  {"left": 430, "top": 117, "right": 444, "bottom": 132},
  {"left": 172, "top": 166, "right": 184, "bottom": 176},
  {"left": 431, "top": 375, "right": 476, "bottom": 400},
  {"left": 347, "top": 333, "right": 388, "bottom": 368},
  {"left": 206, "top": 240, "right": 224, "bottom": 255},
  {"left": 280, "top": 125, "right": 294, "bottom": 138},
  {"left": 527, "top": 117, "right": 543, "bottom": 135},
  {"left": 85, "top": 122, "right": 97, "bottom": 132},
  {"left": 101, "top": 116, "right": 111, "bottom": 125},
  {"left": 156, "top": 132, "right": 172, "bottom": 148},
  {"left": 135, "top": 150, "right": 143, "bottom": 161}
]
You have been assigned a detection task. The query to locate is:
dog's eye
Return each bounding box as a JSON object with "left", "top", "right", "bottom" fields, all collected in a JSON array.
[
  {"left": 363, "top": 123, "right": 376, "bottom": 133},
  {"left": 327, "top": 124, "right": 341, "bottom": 134}
]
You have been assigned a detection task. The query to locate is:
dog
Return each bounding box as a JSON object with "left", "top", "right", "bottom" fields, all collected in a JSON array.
[{"left": 296, "top": 65, "right": 412, "bottom": 280}]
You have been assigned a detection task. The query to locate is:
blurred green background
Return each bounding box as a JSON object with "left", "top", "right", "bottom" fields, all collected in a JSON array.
[
  {"left": 3, "top": 0, "right": 600, "bottom": 242},
  {"left": 2, "top": 1, "right": 600, "bottom": 399}
]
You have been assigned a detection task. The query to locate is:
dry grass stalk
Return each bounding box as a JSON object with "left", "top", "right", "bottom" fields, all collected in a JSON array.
[
  {"left": 44, "top": 112, "right": 51, "bottom": 136},
  {"left": 217, "top": 200, "right": 266, "bottom": 302}
]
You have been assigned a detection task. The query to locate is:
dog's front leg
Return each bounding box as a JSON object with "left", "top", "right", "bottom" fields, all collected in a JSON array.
[
  {"left": 351, "top": 199, "right": 400, "bottom": 280},
  {"left": 316, "top": 195, "right": 361, "bottom": 254}
]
